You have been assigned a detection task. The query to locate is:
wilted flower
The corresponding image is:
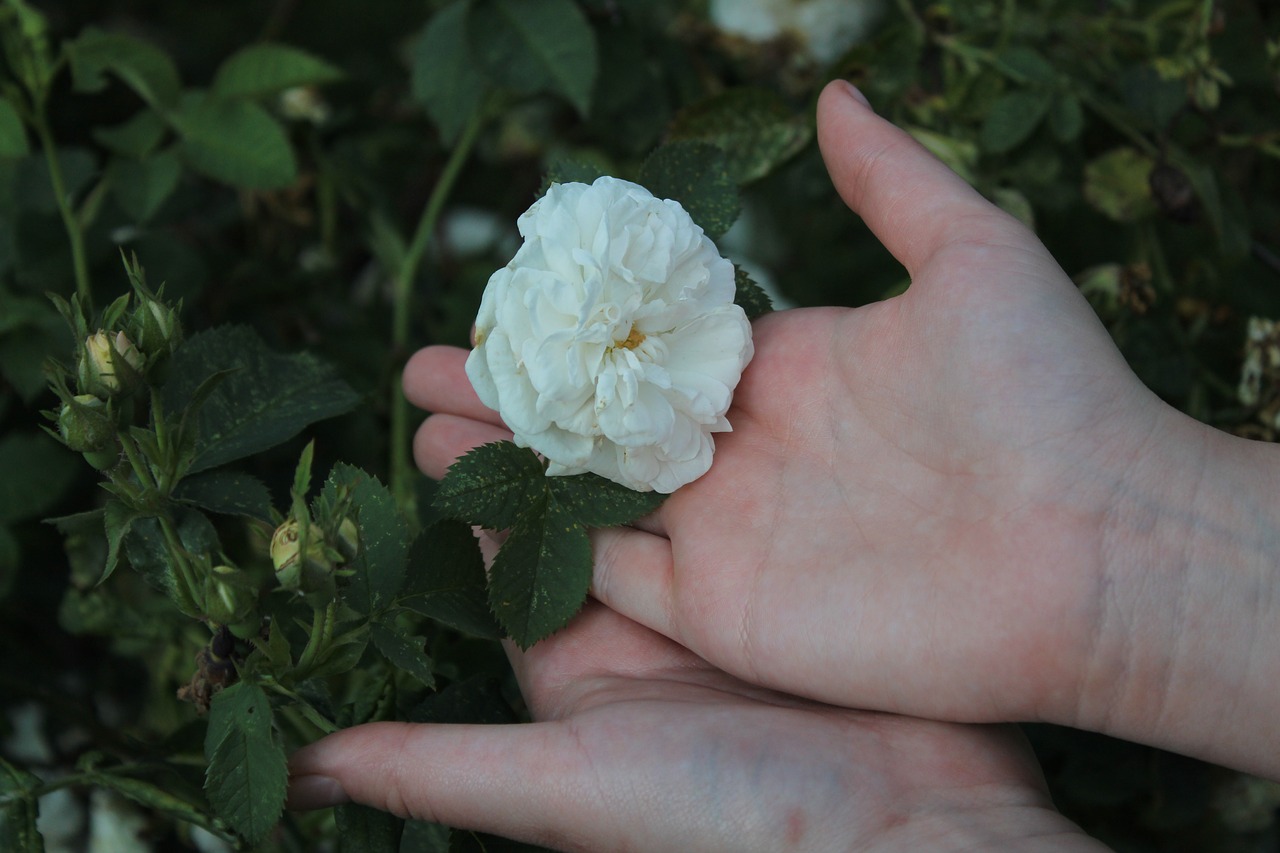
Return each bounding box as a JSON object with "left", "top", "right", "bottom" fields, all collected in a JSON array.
[
  {"left": 466, "top": 176, "right": 754, "bottom": 494},
  {"left": 270, "top": 519, "right": 333, "bottom": 593},
  {"left": 79, "top": 331, "right": 144, "bottom": 398}
]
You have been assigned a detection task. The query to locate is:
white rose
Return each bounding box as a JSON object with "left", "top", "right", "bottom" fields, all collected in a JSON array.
[
  {"left": 466, "top": 176, "right": 754, "bottom": 494},
  {"left": 709, "top": 0, "right": 883, "bottom": 65}
]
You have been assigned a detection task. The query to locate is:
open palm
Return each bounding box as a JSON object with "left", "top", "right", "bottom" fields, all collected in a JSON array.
[
  {"left": 407, "top": 83, "right": 1193, "bottom": 729},
  {"left": 290, "top": 594, "right": 1096, "bottom": 851}
]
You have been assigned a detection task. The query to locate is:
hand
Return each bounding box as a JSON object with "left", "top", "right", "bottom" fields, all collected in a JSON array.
[
  {"left": 408, "top": 81, "right": 1280, "bottom": 775},
  {"left": 289, "top": 588, "right": 1102, "bottom": 851}
]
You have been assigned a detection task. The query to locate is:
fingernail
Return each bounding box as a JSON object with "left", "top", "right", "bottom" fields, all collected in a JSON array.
[
  {"left": 287, "top": 774, "right": 350, "bottom": 811},
  {"left": 836, "top": 80, "right": 872, "bottom": 110}
]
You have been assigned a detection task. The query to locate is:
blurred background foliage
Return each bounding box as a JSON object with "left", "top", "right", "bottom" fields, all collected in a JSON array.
[{"left": 2, "top": 0, "right": 1279, "bottom": 849}]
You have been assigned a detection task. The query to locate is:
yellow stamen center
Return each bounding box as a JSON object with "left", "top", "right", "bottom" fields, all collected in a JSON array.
[{"left": 615, "top": 326, "right": 646, "bottom": 350}]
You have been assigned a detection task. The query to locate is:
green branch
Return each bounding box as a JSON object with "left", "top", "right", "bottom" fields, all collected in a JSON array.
[
  {"left": 32, "top": 109, "right": 92, "bottom": 305},
  {"left": 389, "top": 107, "right": 486, "bottom": 511}
]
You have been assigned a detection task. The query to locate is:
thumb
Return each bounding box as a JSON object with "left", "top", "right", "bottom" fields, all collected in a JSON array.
[
  {"left": 816, "top": 79, "right": 1027, "bottom": 279},
  {"left": 288, "top": 721, "right": 592, "bottom": 848}
]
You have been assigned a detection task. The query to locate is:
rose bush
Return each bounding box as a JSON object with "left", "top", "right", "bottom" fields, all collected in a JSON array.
[{"left": 466, "top": 176, "right": 755, "bottom": 493}]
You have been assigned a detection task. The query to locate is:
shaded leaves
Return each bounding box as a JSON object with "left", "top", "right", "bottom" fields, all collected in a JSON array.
[
  {"left": 160, "top": 325, "right": 360, "bottom": 474},
  {"left": 204, "top": 682, "right": 287, "bottom": 846}
]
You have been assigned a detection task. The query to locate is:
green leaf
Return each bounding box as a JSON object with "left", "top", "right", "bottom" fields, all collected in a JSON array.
[
  {"left": 547, "top": 473, "right": 666, "bottom": 528},
  {"left": 411, "top": 2, "right": 488, "bottom": 144},
  {"left": 732, "top": 266, "right": 773, "bottom": 321},
  {"left": 160, "top": 325, "right": 361, "bottom": 474},
  {"left": 399, "top": 520, "right": 501, "bottom": 639},
  {"left": 466, "top": 0, "right": 598, "bottom": 117},
  {"left": 324, "top": 464, "right": 410, "bottom": 616},
  {"left": 174, "top": 470, "right": 273, "bottom": 521},
  {"left": 667, "top": 88, "right": 812, "bottom": 185},
  {"left": 204, "top": 682, "right": 287, "bottom": 846},
  {"left": 93, "top": 110, "right": 167, "bottom": 157},
  {"left": 171, "top": 93, "right": 297, "bottom": 190},
  {"left": 1119, "top": 65, "right": 1186, "bottom": 131},
  {"left": 101, "top": 499, "right": 144, "bottom": 585},
  {"left": 66, "top": 27, "right": 181, "bottom": 109},
  {"left": 996, "top": 46, "right": 1055, "bottom": 85},
  {"left": 979, "top": 90, "right": 1052, "bottom": 154},
  {"left": 1048, "top": 94, "right": 1084, "bottom": 143},
  {"left": 1083, "top": 147, "right": 1156, "bottom": 223},
  {"left": 300, "top": 626, "right": 369, "bottom": 681},
  {"left": 432, "top": 441, "right": 548, "bottom": 531},
  {"left": 337, "top": 803, "right": 405, "bottom": 853},
  {"left": 111, "top": 147, "right": 181, "bottom": 222},
  {"left": 212, "top": 43, "right": 343, "bottom": 100},
  {"left": 541, "top": 152, "right": 610, "bottom": 192},
  {"left": 488, "top": 496, "right": 592, "bottom": 649},
  {"left": 0, "top": 431, "right": 77, "bottom": 525},
  {"left": 0, "top": 97, "right": 29, "bottom": 159},
  {"left": 370, "top": 619, "right": 435, "bottom": 687},
  {"left": 0, "top": 757, "right": 43, "bottom": 853},
  {"left": 124, "top": 509, "right": 219, "bottom": 594},
  {"left": 638, "top": 141, "right": 740, "bottom": 239}
]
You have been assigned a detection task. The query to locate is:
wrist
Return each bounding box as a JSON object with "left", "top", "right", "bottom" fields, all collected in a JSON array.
[{"left": 1071, "top": 410, "right": 1280, "bottom": 776}]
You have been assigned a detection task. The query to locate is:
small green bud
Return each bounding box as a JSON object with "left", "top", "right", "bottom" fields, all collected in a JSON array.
[
  {"left": 131, "top": 299, "right": 183, "bottom": 375},
  {"left": 57, "top": 394, "right": 115, "bottom": 452},
  {"left": 205, "top": 564, "right": 257, "bottom": 627},
  {"left": 78, "top": 331, "right": 144, "bottom": 398},
  {"left": 57, "top": 394, "right": 119, "bottom": 467}
]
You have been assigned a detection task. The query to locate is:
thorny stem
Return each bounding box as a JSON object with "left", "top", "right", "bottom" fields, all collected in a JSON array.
[{"left": 389, "top": 107, "right": 486, "bottom": 512}]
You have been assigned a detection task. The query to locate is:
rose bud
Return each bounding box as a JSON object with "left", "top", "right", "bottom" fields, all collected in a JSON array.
[
  {"left": 57, "top": 394, "right": 118, "bottom": 469},
  {"left": 78, "top": 330, "right": 144, "bottom": 398},
  {"left": 270, "top": 519, "right": 334, "bottom": 593}
]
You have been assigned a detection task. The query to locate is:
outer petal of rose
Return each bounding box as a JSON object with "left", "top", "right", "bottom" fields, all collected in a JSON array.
[
  {"left": 664, "top": 308, "right": 753, "bottom": 404},
  {"left": 464, "top": 339, "right": 502, "bottom": 413},
  {"left": 526, "top": 423, "right": 594, "bottom": 469},
  {"left": 481, "top": 333, "right": 548, "bottom": 437}
]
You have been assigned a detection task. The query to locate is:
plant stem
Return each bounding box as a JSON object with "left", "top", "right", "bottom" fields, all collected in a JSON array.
[
  {"left": 264, "top": 680, "right": 339, "bottom": 735},
  {"left": 388, "top": 108, "right": 485, "bottom": 511},
  {"left": 157, "top": 513, "right": 202, "bottom": 617},
  {"left": 294, "top": 602, "right": 332, "bottom": 676},
  {"left": 32, "top": 109, "right": 91, "bottom": 305}
]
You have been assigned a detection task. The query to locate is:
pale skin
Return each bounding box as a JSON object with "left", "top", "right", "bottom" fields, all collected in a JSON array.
[{"left": 287, "top": 81, "right": 1280, "bottom": 847}]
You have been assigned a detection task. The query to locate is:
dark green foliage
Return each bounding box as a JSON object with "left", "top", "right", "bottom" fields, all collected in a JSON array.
[
  {"left": 204, "top": 682, "right": 288, "bottom": 845},
  {"left": 161, "top": 325, "right": 361, "bottom": 474},
  {"left": 3, "top": 0, "right": 1279, "bottom": 849},
  {"left": 733, "top": 266, "right": 773, "bottom": 320},
  {"left": 639, "top": 141, "right": 740, "bottom": 239}
]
